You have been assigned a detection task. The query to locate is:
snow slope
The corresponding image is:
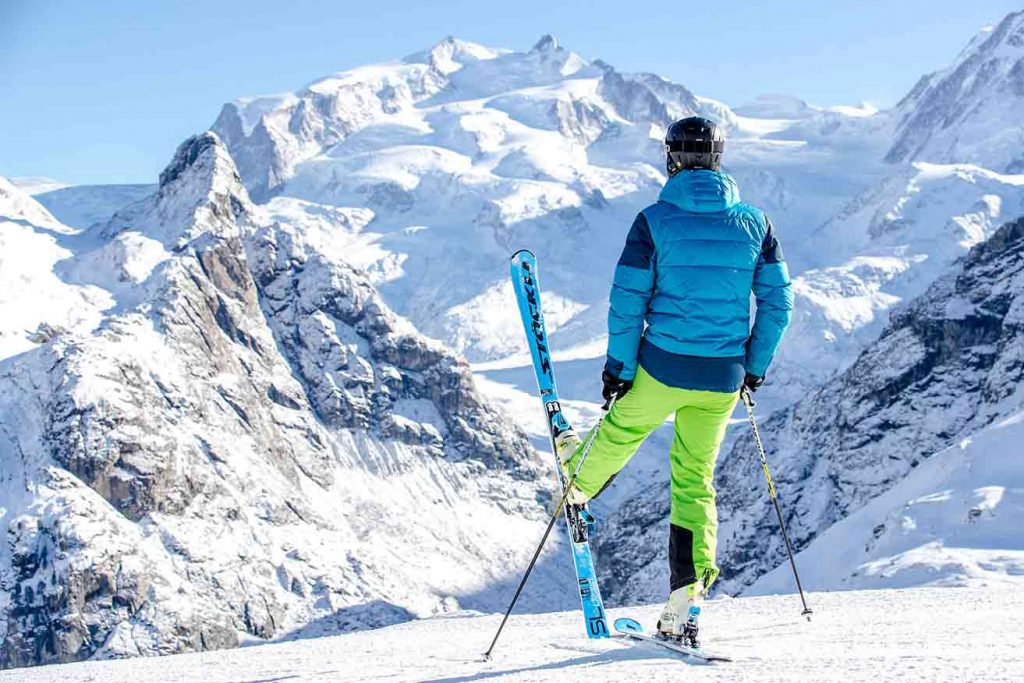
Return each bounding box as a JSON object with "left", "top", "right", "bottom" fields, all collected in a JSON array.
[
  {"left": 0, "top": 177, "right": 109, "bottom": 359},
  {"left": 750, "top": 411, "right": 1024, "bottom": 594},
  {"left": 31, "top": 183, "right": 156, "bottom": 228},
  {"left": 4, "top": 585, "right": 1021, "bottom": 681}
]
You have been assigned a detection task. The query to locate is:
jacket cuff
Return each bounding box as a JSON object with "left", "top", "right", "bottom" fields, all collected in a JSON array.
[
  {"left": 604, "top": 355, "right": 635, "bottom": 381},
  {"left": 744, "top": 357, "right": 769, "bottom": 378}
]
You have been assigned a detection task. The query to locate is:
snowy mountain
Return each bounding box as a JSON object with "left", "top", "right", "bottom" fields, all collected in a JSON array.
[
  {"left": 754, "top": 11, "right": 1024, "bottom": 405},
  {"left": 10, "top": 177, "right": 71, "bottom": 195},
  {"left": 209, "top": 35, "right": 828, "bottom": 365},
  {"left": 598, "top": 215, "right": 1024, "bottom": 601},
  {"left": 201, "top": 20, "right": 1024, "bottom": 603},
  {"left": 887, "top": 11, "right": 1024, "bottom": 172},
  {"left": 0, "top": 177, "right": 108, "bottom": 360},
  {"left": 0, "top": 135, "right": 559, "bottom": 668},
  {"left": 6, "top": 585, "right": 1023, "bottom": 682},
  {"left": 771, "top": 161, "right": 1024, "bottom": 407},
  {"left": 9, "top": 178, "right": 152, "bottom": 230}
]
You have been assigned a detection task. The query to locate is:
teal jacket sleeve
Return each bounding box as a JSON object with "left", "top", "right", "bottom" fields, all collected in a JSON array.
[
  {"left": 745, "top": 217, "right": 794, "bottom": 378},
  {"left": 605, "top": 212, "right": 655, "bottom": 381}
]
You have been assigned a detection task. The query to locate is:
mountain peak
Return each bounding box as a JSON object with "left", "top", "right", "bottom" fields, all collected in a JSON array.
[
  {"left": 159, "top": 131, "right": 240, "bottom": 191},
  {"left": 403, "top": 36, "right": 501, "bottom": 73},
  {"left": 954, "top": 9, "right": 1024, "bottom": 66},
  {"left": 886, "top": 9, "right": 1024, "bottom": 170},
  {"left": 530, "top": 34, "right": 559, "bottom": 53},
  {"left": 107, "top": 131, "right": 251, "bottom": 246},
  {"left": 154, "top": 131, "right": 250, "bottom": 220}
]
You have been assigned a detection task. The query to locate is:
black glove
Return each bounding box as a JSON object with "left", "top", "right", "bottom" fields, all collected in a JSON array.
[
  {"left": 602, "top": 370, "right": 633, "bottom": 402},
  {"left": 743, "top": 373, "right": 765, "bottom": 392}
]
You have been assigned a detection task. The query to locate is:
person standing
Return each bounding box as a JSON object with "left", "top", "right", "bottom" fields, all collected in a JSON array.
[{"left": 560, "top": 116, "right": 794, "bottom": 647}]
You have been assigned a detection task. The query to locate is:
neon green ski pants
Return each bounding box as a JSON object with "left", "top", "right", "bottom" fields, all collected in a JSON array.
[{"left": 565, "top": 366, "right": 739, "bottom": 590}]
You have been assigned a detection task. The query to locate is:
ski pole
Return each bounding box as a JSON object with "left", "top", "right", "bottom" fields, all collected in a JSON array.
[
  {"left": 482, "top": 396, "right": 617, "bottom": 660},
  {"left": 740, "top": 387, "right": 813, "bottom": 621}
]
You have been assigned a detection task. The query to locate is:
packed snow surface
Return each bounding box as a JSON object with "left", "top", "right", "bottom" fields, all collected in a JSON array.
[{"left": 5, "top": 585, "right": 1021, "bottom": 682}]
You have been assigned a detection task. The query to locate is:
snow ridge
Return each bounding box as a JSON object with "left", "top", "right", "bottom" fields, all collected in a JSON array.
[{"left": 887, "top": 10, "right": 1024, "bottom": 171}]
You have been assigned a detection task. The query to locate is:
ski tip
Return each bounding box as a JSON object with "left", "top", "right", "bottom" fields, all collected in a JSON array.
[{"left": 510, "top": 249, "right": 536, "bottom": 262}]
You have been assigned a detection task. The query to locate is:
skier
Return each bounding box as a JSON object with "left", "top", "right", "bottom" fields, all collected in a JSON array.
[{"left": 560, "top": 116, "right": 794, "bottom": 647}]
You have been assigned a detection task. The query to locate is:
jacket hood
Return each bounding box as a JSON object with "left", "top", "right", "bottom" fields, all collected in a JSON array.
[{"left": 658, "top": 170, "right": 740, "bottom": 213}]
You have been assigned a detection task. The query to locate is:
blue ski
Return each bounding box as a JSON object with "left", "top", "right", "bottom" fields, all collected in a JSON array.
[{"left": 509, "top": 249, "right": 609, "bottom": 639}]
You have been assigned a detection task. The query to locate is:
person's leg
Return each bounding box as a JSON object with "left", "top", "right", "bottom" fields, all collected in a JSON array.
[
  {"left": 668, "top": 389, "right": 739, "bottom": 592},
  {"left": 565, "top": 367, "right": 677, "bottom": 499}
]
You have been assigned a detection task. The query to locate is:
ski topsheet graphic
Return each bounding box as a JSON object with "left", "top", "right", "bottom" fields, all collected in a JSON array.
[{"left": 509, "top": 249, "right": 609, "bottom": 639}]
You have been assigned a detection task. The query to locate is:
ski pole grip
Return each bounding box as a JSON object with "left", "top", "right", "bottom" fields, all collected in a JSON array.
[{"left": 740, "top": 386, "right": 755, "bottom": 408}]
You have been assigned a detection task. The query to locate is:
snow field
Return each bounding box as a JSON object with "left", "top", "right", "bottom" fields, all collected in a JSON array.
[{"left": 6, "top": 585, "right": 1021, "bottom": 682}]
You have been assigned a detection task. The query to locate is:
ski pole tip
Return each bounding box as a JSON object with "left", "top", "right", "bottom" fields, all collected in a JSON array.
[
  {"left": 802, "top": 608, "right": 813, "bottom": 622},
  {"left": 481, "top": 652, "right": 493, "bottom": 662}
]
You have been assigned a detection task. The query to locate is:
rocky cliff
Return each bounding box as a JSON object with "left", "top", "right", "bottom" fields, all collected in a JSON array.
[{"left": 0, "top": 134, "right": 545, "bottom": 668}]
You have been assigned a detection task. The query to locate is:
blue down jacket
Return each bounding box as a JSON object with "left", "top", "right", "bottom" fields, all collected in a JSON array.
[{"left": 605, "top": 169, "right": 793, "bottom": 392}]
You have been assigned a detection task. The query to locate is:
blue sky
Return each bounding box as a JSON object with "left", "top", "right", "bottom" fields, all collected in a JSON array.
[{"left": 1, "top": 0, "right": 1020, "bottom": 185}]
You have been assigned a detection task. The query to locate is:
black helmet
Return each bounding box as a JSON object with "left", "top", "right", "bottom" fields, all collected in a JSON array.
[{"left": 665, "top": 116, "right": 725, "bottom": 175}]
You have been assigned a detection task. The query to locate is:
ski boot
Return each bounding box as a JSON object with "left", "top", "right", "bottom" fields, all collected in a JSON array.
[
  {"left": 554, "top": 429, "right": 590, "bottom": 506},
  {"left": 554, "top": 428, "right": 581, "bottom": 470},
  {"left": 656, "top": 581, "right": 703, "bottom": 649}
]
